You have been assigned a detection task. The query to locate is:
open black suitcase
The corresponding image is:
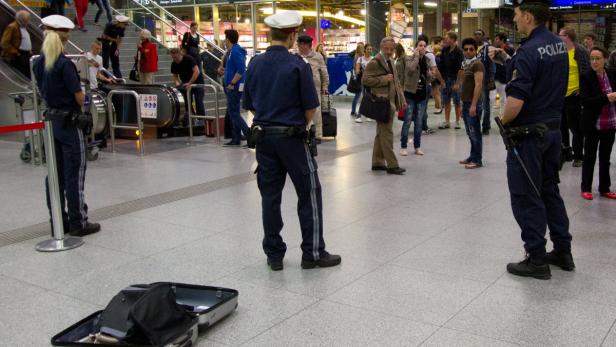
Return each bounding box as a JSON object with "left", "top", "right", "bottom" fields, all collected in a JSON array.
[{"left": 51, "top": 283, "right": 239, "bottom": 347}]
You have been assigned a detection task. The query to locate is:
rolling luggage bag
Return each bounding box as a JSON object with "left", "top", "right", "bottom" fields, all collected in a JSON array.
[
  {"left": 321, "top": 95, "right": 337, "bottom": 138},
  {"left": 51, "top": 283, "right": 239, "bottom": 346},
  {"left": 205, "top": 117, "right": 225, "bottom": 137}
]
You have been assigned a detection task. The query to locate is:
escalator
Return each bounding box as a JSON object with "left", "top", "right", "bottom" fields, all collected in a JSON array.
[
  {"left": 0, "top": 0, "right": 41, "bottom": 129},
  {"left": 1, "top": 0, "right": 222, "bottom": 143}
]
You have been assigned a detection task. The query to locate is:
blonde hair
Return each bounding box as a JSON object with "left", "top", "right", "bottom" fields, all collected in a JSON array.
[
  {"left": 42, "top": 30, "right": 69, "bottom": 71},
  {"left": 355, "top": 44, "right": 365, "bottom": 56}
]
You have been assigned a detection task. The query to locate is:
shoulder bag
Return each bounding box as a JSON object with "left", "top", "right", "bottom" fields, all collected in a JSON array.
[{"left": 359, "top": 58, "right": 392, "bottom": 123}]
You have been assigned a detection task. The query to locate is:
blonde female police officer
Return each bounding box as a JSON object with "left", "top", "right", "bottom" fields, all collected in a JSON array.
[
  {"left": 34, "top": 15, "right": 100, "bottom": 237},
  {"left": 242, "top": 11, "right": 340, "bottom": 271},
  {"left": 499, "top": 0, "right": 573, "bottom": 279}
]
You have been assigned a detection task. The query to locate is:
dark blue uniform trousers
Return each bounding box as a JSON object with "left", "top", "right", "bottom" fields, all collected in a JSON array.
[
  {"left": 507, "top": 129, "right": 572, "bottom": 260},
  {"left": 45, "top": 120, "right": 88, "bottom": 230},
  {"left": 256, "top": 134, "right": 325, "bottom": 262}
]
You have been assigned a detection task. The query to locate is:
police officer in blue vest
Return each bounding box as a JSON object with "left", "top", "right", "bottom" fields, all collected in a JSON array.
[
  {"left": 34, "top": 15, "right": 100, "bottom": 237},
  {"left": 498, "top": 0, "right": 574, "bottom": 279},
  {"left": 243, "top": 11, "right": 341, "bottom": 271}
]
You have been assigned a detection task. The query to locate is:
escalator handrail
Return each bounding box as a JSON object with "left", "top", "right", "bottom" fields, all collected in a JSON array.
[
  {"left": 2, "top": 0, "right": 82, "bottom": 54},
  {"left": 111, "top": 7, "right": 224, "bottom": 91},
  {"left": 134, "top": 0, "right": 225, "bottom": 57},
  {"left": 122, "top": 1, "right": 222, "bottom": 65}
]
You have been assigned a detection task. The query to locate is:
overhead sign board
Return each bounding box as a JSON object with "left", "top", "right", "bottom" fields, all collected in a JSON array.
[{"left": 470, "top": 0, "right": 504, "bottom": 8}]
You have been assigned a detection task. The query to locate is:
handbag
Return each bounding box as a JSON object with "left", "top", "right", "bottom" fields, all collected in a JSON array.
[
  {"left": 347, "top": 70, "right": 362, "bottom": 93},
  {"left": 397, "top": 104, "right": 407, "bottom": 121},
  {"left": 359, "top": 86, "right": 390, "bottom": 123},
  {"left": 129, "top": 62, "right": 140, "bottom": 82}
]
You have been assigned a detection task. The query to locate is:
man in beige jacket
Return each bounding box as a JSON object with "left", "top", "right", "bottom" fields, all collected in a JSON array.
[
  {"left": 362, "top": 37, "right": 406, "bottom": 175},
  {"left": 298, "top": 35, "right": 329, "bottom": 141}
]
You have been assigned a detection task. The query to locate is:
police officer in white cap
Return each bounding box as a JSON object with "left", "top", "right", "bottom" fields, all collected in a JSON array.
[
  {"left": 101, "top": 15, "right": 129, "bottom": 78},
  {"left": 33, "top": 15, "right": 100, "bottom": 236},
  {"left": 243, "top": 11, "right": 341, "bottom": 271}
]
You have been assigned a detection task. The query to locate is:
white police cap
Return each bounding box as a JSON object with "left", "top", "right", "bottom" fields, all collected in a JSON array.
[
  {"left": 264, "top": 11, "right": 302, "bottom": 31},
  {"left": 41, "top": 15, "right": 74, "bottom": 30},
  {"left": 115, "top": 15, "right": 129, "bottom": 23}
]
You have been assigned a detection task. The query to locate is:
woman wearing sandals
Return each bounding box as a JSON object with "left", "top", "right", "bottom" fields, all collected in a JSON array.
[
  {"left": 579, "top": 46, "right": 616, "bottom": 200},
  {"left": 395, "top": 40, "right": 428, "bottom": 156}
]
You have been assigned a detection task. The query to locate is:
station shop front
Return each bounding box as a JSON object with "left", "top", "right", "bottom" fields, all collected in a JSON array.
[
  {"left": 111, "top": 0, "right": 616, "bottom": 53},
  {"left": 109, "top": 0, "right": 616, "bottom": 93}
]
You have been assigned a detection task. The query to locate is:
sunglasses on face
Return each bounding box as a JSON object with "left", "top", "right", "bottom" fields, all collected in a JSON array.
[
  {"left": 464, "top": 48, "right": 475, "bottom": 52},
  {"left": 590, "top": 57, "right": 603, "bottom": 61}
]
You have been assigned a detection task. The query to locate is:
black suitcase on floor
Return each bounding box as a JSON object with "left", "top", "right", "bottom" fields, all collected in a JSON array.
[
  {"left": 321, "top": 95, "right": 337, "bottom": 138},
  {"left": 51, "top": 283, "right": 239, "bottom": 347}
]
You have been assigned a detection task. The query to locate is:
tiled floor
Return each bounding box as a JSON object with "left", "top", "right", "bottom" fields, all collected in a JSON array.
[{"left": 1, "top": 99, "right": 616, "bottom": 346}]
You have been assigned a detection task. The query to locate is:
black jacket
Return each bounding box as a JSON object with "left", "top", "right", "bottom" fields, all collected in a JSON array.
[
  {"left": 579, "top": 67, "right": 616, "bottom": 134},
  {"left": 573, "top": 43, "right": 591, "bottom": 77}
]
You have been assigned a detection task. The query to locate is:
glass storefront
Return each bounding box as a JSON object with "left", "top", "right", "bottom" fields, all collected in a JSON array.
[{"left": 112, "top": 0, "right": 616, "bottom": 54}]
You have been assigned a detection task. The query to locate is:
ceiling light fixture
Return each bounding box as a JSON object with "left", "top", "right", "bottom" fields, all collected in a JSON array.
[{"left": 424, "top": 1, "right": 438, "bottom": 6}]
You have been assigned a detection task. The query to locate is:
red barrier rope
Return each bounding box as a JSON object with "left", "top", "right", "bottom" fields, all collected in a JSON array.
[{"left": 0, "top": 122, "right": 45, "bottom": 134}]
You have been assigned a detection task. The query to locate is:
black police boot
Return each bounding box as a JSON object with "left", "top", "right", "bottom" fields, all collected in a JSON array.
[
  {"left": 301, "top": 252, "right": 341, "bottom": 269},
  {"left": 506, "top": 257, "right": 551, "bottom": 280},
  {"left": 546, "top": 250, "right": 575, "bottom": 271},
  {"left": 267, "top": 259, "right": 283, "bottom": 271},
  {"left": 69, "top": 222, "right": 101, "bottom": 237}
]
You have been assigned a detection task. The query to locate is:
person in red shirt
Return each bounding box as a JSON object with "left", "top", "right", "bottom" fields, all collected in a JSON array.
[{"left": 136, "top": 29, "right": 158, "bottom": 84}]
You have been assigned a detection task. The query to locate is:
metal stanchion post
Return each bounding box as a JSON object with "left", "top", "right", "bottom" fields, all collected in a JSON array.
[
  {"left": 35, "top": 119, "right": 84, "bottom": 252},
  {"left": 106, "top": 90, "right": 144, "bottom": 155},
  {"left": 29, "top": 56, "right": 43, "bottom": 165},
  {"left": 187, "top": 85, "right": 194, "bottom": 144}
]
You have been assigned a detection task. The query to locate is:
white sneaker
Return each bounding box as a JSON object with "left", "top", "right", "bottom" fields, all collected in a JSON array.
[
  {"left": 364, "top": 117, "right": 374, "bottom": 122},
  {"left": 414, "top": 148, "right": 424, "bottom": 155},
  {"left": 400, "top": 149, "right": 408, "bottom": 156}
]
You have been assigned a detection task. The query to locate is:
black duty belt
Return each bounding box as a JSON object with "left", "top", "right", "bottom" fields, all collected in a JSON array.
[
  {"left": 44, "top": 108, "right": 73, "bottom": 121},
  {"left": 260, "top": 126, "right": 306, "bottom": 137},
  {"left": 545, "top": 121, "right": 560, "bottom": 130}
]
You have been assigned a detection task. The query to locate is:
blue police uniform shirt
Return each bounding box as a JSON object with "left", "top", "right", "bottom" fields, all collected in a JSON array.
[
  {"left": 242, "top": 45, "right": 320, "bottom": 127},
  {"left": 506, "top": 26, "right": 568, "bottom": 126},
  {"left": 34, "top": 54, "right": 82, "bottom": 112},
  {"left": 223, "top": 43, "right": 247, "bottom": 87}
]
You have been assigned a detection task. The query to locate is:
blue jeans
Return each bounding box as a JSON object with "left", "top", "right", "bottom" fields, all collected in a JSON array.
[
  {"left": 462, "top": 101, "right": 483, "bottom": 165},
  {"left": 351, "top": 89, "right": 362, "bottom": 116},
  {"left": 401, "top": 97, "right": 426, "bottom": 149},
  {"left": 226, "top": 89, "right": 249, "bottom": 144},
  {"left": 95, "top": 0, "right": 112, "bottom": 23},
  {"left": 481, "top": 87, "right": 492, "bottom": 130}
]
